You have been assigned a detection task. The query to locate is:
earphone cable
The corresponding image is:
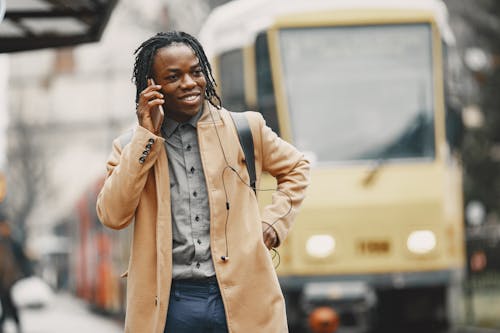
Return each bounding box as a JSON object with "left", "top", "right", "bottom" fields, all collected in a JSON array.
[{"left": 210, "top": 108, "right": 292, "bottom": 269}]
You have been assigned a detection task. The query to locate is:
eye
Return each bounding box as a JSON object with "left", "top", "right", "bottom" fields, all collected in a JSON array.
[
  {"left": 166, "top": 74, "right": 178, "bottom": 81},
  {"left": 193, "top": 69, "right": 203, "bottom": 77}
]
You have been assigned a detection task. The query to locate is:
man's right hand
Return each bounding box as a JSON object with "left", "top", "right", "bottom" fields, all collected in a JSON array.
[{"left": 136, "top": 78, "right": 164, "bottom": 134}]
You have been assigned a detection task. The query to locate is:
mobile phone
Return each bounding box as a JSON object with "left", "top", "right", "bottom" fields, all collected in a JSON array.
[{"left": 149, "top": 78, "right": 164, "bottom": 132}]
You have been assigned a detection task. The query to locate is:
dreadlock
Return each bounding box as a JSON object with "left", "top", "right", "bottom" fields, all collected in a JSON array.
[{"left": 132, "top": 31, "right": 221, "bottom": 109}]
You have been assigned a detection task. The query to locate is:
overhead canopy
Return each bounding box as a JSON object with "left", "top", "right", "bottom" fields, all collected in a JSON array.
[{"left": 0, "top": 0, "right": 118, "bottom": 53}]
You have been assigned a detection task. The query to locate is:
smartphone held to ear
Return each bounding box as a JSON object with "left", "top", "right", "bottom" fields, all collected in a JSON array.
[
  {"left": 151, "top": 102, "right": 164, "bottom": 133},
  {"left": 149, "top": 78, "right": 164, "bottom": 133}
]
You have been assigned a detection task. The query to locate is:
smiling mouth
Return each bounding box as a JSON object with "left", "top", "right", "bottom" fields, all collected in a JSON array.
[{"left": 179, "top": 94, "right": 200, "bottom": 102}]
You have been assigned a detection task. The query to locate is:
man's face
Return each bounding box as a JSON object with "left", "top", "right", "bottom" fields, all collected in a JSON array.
[{"left": 152, "top": 43, "right": 207, "bottom": 123}]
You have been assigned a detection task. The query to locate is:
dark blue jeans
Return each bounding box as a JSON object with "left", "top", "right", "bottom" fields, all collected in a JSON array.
[{"left": 164, "top": 277, "right": 229, "bottom": 333}]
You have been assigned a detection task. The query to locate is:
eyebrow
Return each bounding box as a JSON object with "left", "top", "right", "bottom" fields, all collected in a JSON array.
[{"left": 165, "top": 62, "right": 202, "bottom": 73}]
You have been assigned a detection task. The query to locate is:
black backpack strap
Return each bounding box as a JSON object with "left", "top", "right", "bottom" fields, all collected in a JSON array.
[{"left": 230, "top": 112, "right": 256, "bottom": 194}]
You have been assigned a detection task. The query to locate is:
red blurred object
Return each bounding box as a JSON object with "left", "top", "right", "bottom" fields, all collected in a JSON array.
[
  {"left": 308, "top": 306, "right": 339, "bottom": 333},
  {"left": 470, "top": 250, "right": 487, "bottom": 272},
  {"left": 73, "top": 176, "right": 127, "bottom": 315}
]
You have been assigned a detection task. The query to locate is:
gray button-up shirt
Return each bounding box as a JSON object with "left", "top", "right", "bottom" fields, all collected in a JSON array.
[{"left": 162, "top": 111, "right": 215, "bottom": 280}]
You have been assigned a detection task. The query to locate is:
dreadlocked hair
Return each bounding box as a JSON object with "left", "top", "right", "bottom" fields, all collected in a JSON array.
[{"left": 132, "top": 31, "right": 221, "bottom": 109}]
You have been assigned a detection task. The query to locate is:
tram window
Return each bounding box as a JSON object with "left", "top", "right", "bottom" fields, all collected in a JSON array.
[
  {"left": 278, "top": 24, "right": 435, "bottom": 163},
  {"left": 255, "top": 32, "right": 280, "bottom": 135},
  {"left": 219, "top": 49, "right": 246, "bottom": 112}
]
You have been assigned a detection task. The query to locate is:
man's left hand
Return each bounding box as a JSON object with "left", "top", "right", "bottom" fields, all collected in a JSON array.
[{"left": 262, "top": 222, "right": 278, "bottom": 250}]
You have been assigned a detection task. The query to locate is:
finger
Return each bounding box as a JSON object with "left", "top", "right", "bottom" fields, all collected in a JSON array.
[
  {"left": 137, "top": 99, "right": 164, "bottom": 117},
  {"left": 269, "top": 236, "right": 276, "bottom": 249},
  {"left": 263, "top": 233, "right": 274, "bottom": 249},
  {"left": 268, "top": 230, "right": 278, "bottom": 248},
  {"left": 149, "top": 77, "right": 159, "bottom": 86},
  {"left": 140, "top": 85, "right": 162, "bottom": 98},
  {"left": 147, "top": 100, "right": 165, "bottom": 108},
  {"left": 148, "top": 78, "right": 162, "bottom": 88},
  {"left": 263, "top": 233, "right": 269, "bottom": 248},
  {"left": 142, "top": 87, "right": 163, "bottom": 97},
  {"left": 142, "top": 91, "right": 163, "bottom": 101}
]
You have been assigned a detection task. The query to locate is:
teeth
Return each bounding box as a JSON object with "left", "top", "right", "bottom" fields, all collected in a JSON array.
[{"left": 182, "top": 95, "right": 198, "bottom": 101}]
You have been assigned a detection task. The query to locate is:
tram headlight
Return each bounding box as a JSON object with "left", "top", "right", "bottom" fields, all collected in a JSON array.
[
  {"left": 406, "top": 230, "right": 436, "bottom": 254},
  {"left": 306, "top": 235, "right": 335, "bottom": 258}
]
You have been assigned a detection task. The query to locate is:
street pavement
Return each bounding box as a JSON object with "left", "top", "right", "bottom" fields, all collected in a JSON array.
[
  {"left": 4, "top": 292, "right": 123, "bottom": 333},
  {"left": 3, "top": 291, "right": 499, "bottom": 333}
]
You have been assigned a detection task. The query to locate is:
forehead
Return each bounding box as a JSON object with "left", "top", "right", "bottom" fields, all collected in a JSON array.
[{"left": 153, "top": 43, "right": 199, "bottom": 69}]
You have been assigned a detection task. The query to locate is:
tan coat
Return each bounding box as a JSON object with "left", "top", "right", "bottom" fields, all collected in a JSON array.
[{"left": 96, "top": 104, "right": 310, "bottom": 333}]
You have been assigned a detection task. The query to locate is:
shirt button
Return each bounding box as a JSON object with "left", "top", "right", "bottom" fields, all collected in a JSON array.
[
  {"left": 193, "top": 191, "right": 197, "bottom": 197},
  {"left": 195, "top": 216, "right": 200, "bottom": 222},
  {"left": 197, "top": 239, "right": 201, "bottom": 245},
  {"left": 196, "top": 263, "right": 200, "bottom": 269},
  {"left": 186, "top": 144, "right": 192, "bottom": 151},
  {"left": 190, "top": 167, "right": 195, "bottom": 173}
]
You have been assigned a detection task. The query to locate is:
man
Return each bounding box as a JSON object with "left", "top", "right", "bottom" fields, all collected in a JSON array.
[
  {"left": 96, "top": 31, "right": 309, "bottom": 333},
  {"left": 0, "top": 213, "right": 25, "bottom": 333}
]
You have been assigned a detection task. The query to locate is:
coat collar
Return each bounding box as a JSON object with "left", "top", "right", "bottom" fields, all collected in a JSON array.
[{"left": 198, "top": 101, "right": 226, "bottom": 126}]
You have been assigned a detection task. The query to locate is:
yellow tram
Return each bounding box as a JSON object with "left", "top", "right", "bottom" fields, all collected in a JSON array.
[{"left": 200, "top": 0, "right": 465, "bottom": 331}]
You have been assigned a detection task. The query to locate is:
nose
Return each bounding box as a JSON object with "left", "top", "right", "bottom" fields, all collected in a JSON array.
[{"left": 180, "top": 74, "right": 196, "bottom": 89}]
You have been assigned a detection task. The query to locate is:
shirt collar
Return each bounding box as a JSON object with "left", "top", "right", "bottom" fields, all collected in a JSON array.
[{"left": 162, "top": 108, "right": 203, "bottom": 138}]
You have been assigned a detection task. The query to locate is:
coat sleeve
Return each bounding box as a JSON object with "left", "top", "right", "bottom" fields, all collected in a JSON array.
[
  {"left": 250, "top": 112, "right": 310, "bottom": 246},
  {"left": 96, "top": 126, "right": 165, "bottom": 230}
]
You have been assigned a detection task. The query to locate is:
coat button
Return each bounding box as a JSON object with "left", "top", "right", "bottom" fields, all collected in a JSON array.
[
  {"left": 139, "top": 157, "right": 145, "bottom": 164},
  {"left": 149, "top": 138, "right": 155, "bottom": 144}
]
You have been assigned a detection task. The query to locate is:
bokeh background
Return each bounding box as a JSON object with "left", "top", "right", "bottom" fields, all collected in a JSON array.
[{"left": 1, "top": 0, "right": 500, "bottom": 332}]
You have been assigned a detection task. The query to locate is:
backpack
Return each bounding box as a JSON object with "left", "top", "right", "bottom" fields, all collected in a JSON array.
[{"left": 229, "top": 112, "right": 256, "bottom": 194}]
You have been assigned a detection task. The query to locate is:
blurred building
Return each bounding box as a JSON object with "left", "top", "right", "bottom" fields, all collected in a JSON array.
[
  {"left": 2, "top": 0, "right": 226, "bottom": 264},
  {"left": 0, "top": 55, "right": 7, "bottom": 171},
  {"left": 0, "top": 55, "right": 7, "bottom": 205},
  {"left": 5, "top": 3, "right": 134, "bottom": 256}
]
